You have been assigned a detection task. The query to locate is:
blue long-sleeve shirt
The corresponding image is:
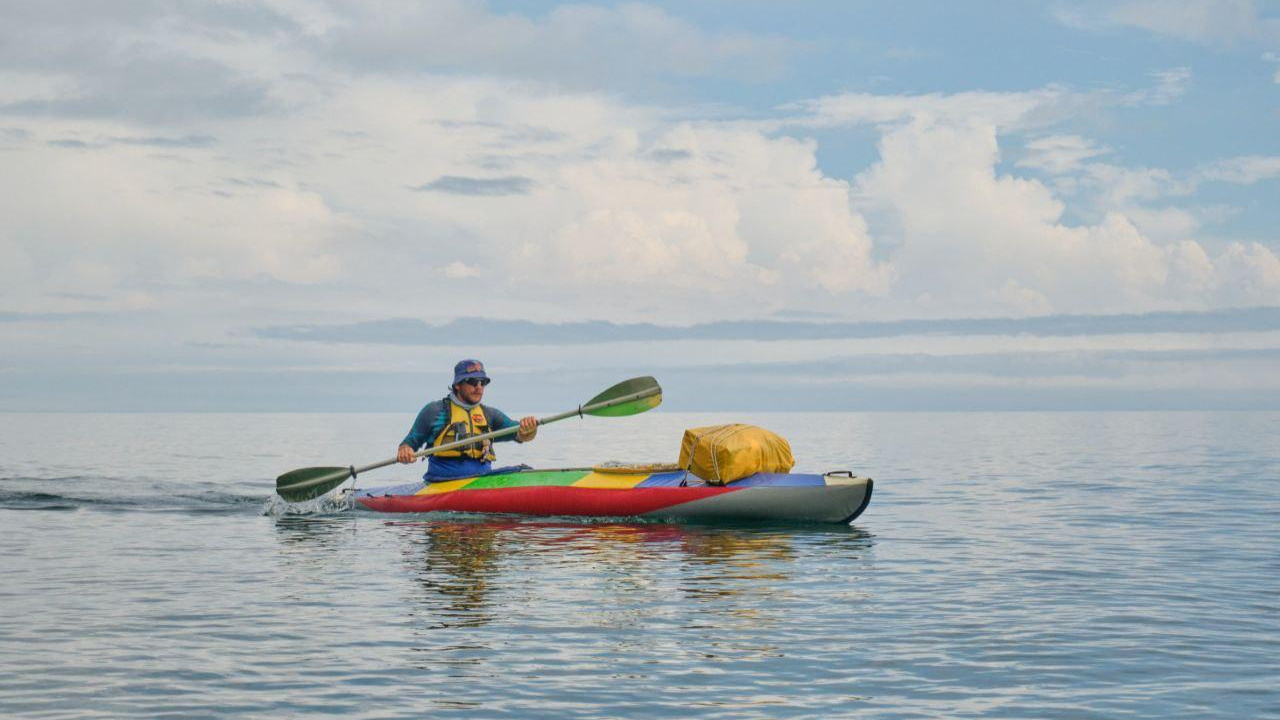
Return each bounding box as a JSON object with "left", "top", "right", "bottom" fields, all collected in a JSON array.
[{"left": 401, "top": 396, "right": 521, "bottom": 480}]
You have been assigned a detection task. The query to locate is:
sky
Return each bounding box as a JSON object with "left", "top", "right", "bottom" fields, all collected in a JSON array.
[{"left": 2, "top": 0, "right": 1279, "bottom": 411}]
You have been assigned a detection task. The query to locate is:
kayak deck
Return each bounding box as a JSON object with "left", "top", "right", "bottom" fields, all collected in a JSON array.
[{"left": 346, "top": 467, "right": 873, "bottom": 524}]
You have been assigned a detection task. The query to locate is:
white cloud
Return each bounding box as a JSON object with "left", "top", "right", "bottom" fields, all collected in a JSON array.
[
  {"left": 1123, "top": 67, "right": 1192, "bottom": 106},
  {"left": 1018, "top": 135, "right": 1111, "bottom": 174},
  {"left": 782, "top": 87, "right": 1072, "bottom": 132},
  {"left": 316, "top": 0, "right": 797, "bottom": 85},
  {"left": 509, "top": 123, "right": 891, "bottom": 311},
  {"left": 1081, "top": 163, "right": 1197, "bottom": 206},
  {"left": 6, "top": 70, "right": 1267, "bottom": 324},
  {"left": 996, "top": 279, "right": 1054, "bottom": 316},
  {"left": 442, "top": 261, "right": 482, "bottom": 279},
  {"left": 1123, "top": 206, "right": 1203, "bottom": 242},
  {"left": 0, "top": 73, "right": 898, "bottom": 322},
  {"left": 1026, "top": 153, "right": 1222, "bottom": 245},
  {"left": 1215, "top": 241, "right": 1280, "bottom": 302},
  {"left": 1060, "top": 0, "right": 1280, "bottom": 45},
  {"left": 0, "top": 0, "right": 795, "bottom": 128},
  {"left": 0, "top": 135, "right": 346, "bottom": 310},
  {"left": 1166, "top": 239, "right": 1217, "bottom": 293},
  {"left": 779, "top": 66, "right": 1189, "bottom": 139},
  {"left": 1201, "top": 155, "right": 1280, "bottom": 184},
  {"left": 0, "top": 2, "right": 1274, "bottom": 330},
  {"left": 846, "top": 114, "right": 1259, "bottom": 316}
]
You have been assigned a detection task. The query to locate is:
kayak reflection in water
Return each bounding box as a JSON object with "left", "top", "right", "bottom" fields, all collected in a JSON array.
[{"left": 396, "top": 359, "right": 539, "bottom": 481}]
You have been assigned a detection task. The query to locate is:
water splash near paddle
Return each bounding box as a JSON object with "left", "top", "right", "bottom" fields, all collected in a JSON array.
[{"left": 261, "top": 491, "right": 356, "bottom": 517}]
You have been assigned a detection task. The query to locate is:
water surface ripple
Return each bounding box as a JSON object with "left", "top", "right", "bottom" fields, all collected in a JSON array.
[{"left": 1, "top": 412, "right": 1276, "bottom": 719}]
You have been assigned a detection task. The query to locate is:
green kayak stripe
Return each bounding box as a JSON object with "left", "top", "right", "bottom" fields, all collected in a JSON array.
[{"left": 464, "top": 470, "right": 590, "bottom": 489}]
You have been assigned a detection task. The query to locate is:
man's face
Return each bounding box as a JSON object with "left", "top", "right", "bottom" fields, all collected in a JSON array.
[{"left": 455, "top": 378, "right": 486, "bottom": 404}]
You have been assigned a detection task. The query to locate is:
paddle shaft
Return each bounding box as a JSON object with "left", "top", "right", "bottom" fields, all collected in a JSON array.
[
  {"left": 275, "top": 375, "right": 662, "bottom": 502},
  {"left": 350, "top": 385, "right": 661, "bottom": 478}
]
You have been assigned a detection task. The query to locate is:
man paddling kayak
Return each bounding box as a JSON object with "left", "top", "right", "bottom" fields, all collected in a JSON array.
[{"left": 396, "top": 359, "right": 538, "bottom": 480}]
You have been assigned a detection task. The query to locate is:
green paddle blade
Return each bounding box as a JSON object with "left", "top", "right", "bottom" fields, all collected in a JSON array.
[
  {"left": 583, "top": 375, "right": 663, "bottom": 417},
  {"left": 276, "top": 466, "right": 353, "bottom": 502}
]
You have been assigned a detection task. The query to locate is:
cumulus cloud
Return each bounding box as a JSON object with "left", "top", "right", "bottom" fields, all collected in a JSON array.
[
  {"left": 1122, "top": 206, "right": 1205, "bottom": 243},
  {"left": 0, "top": 70, "right": 897, "bottom": 320},
  {"left": 507, "top": 123, "right": 891, "bottom": 308},
  {"left": 848, "top": 112, "right": 1279, "bottom": 315},
  {"left": 1, "top": 0, "right": 1276, "bottom": 327},
  {"left": 1216, "top": 241, "right": 1280, "bottom": 301}
]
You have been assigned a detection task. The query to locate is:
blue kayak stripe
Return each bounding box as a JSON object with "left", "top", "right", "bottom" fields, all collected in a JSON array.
[
  {"left": 726, "top": 473, "right": 826, "bottom": 487},
  {"left": 635, "top": 471, "right": 692, "bottom": 487},
  {"left": 353, "top": 482, "right": 424, "bottom": 498},
  {"left": 635, "top": 471, "right": 828, "bottom": 487}
]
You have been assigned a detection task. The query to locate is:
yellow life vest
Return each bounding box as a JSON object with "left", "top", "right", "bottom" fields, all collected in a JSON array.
[{"left": 431, "top": 398, "right": 496, "bottom": 461}]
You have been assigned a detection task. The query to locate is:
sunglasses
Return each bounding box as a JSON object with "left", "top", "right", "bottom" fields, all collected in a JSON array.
[{"left": 460, "top": 377, "right": 490, "bottom": 387}]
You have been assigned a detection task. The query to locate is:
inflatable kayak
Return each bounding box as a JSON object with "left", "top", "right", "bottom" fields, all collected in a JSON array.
[{"left": 342, "top": 466, "right": 873, "bottom": 524}]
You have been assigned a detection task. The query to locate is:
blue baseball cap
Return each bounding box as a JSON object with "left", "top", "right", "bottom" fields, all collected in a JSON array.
[{"left": 452, "top": 359, "right": 490, "bottom": 385}]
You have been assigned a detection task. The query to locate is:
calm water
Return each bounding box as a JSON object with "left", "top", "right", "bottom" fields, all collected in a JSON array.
[{"left": 1, "top": 411, "right": 1277, "bottom": 719}]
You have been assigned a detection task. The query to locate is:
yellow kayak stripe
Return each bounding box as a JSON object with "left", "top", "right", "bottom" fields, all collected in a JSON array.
[
  {"left": 415, "top": 478, "right": 474, "bottom": 495},
  {"left": 571, "top": 472, "right": 650, "bottom": 489}
]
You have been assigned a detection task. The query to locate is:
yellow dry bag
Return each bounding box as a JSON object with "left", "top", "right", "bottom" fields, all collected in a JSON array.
[{"left": 678, "top": 424, "right": 795, "bottom": 485}]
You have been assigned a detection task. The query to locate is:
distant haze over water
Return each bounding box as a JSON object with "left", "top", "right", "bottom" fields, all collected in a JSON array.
[{"left": 5, "top": 306, "right": 1280, "bottom": 412}]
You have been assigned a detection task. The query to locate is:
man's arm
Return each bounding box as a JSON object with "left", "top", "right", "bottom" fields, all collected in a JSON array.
[
  {"left": 398, "top": 401, "right": 443, "bottom": 462},
  {"left": 488, "top": 407, "right": 538, "bottom": 443}
]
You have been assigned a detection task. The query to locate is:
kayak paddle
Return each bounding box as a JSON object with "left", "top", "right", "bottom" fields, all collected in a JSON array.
[{"left": 275, "top": 375, "right": 663, "bottom": 502}]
